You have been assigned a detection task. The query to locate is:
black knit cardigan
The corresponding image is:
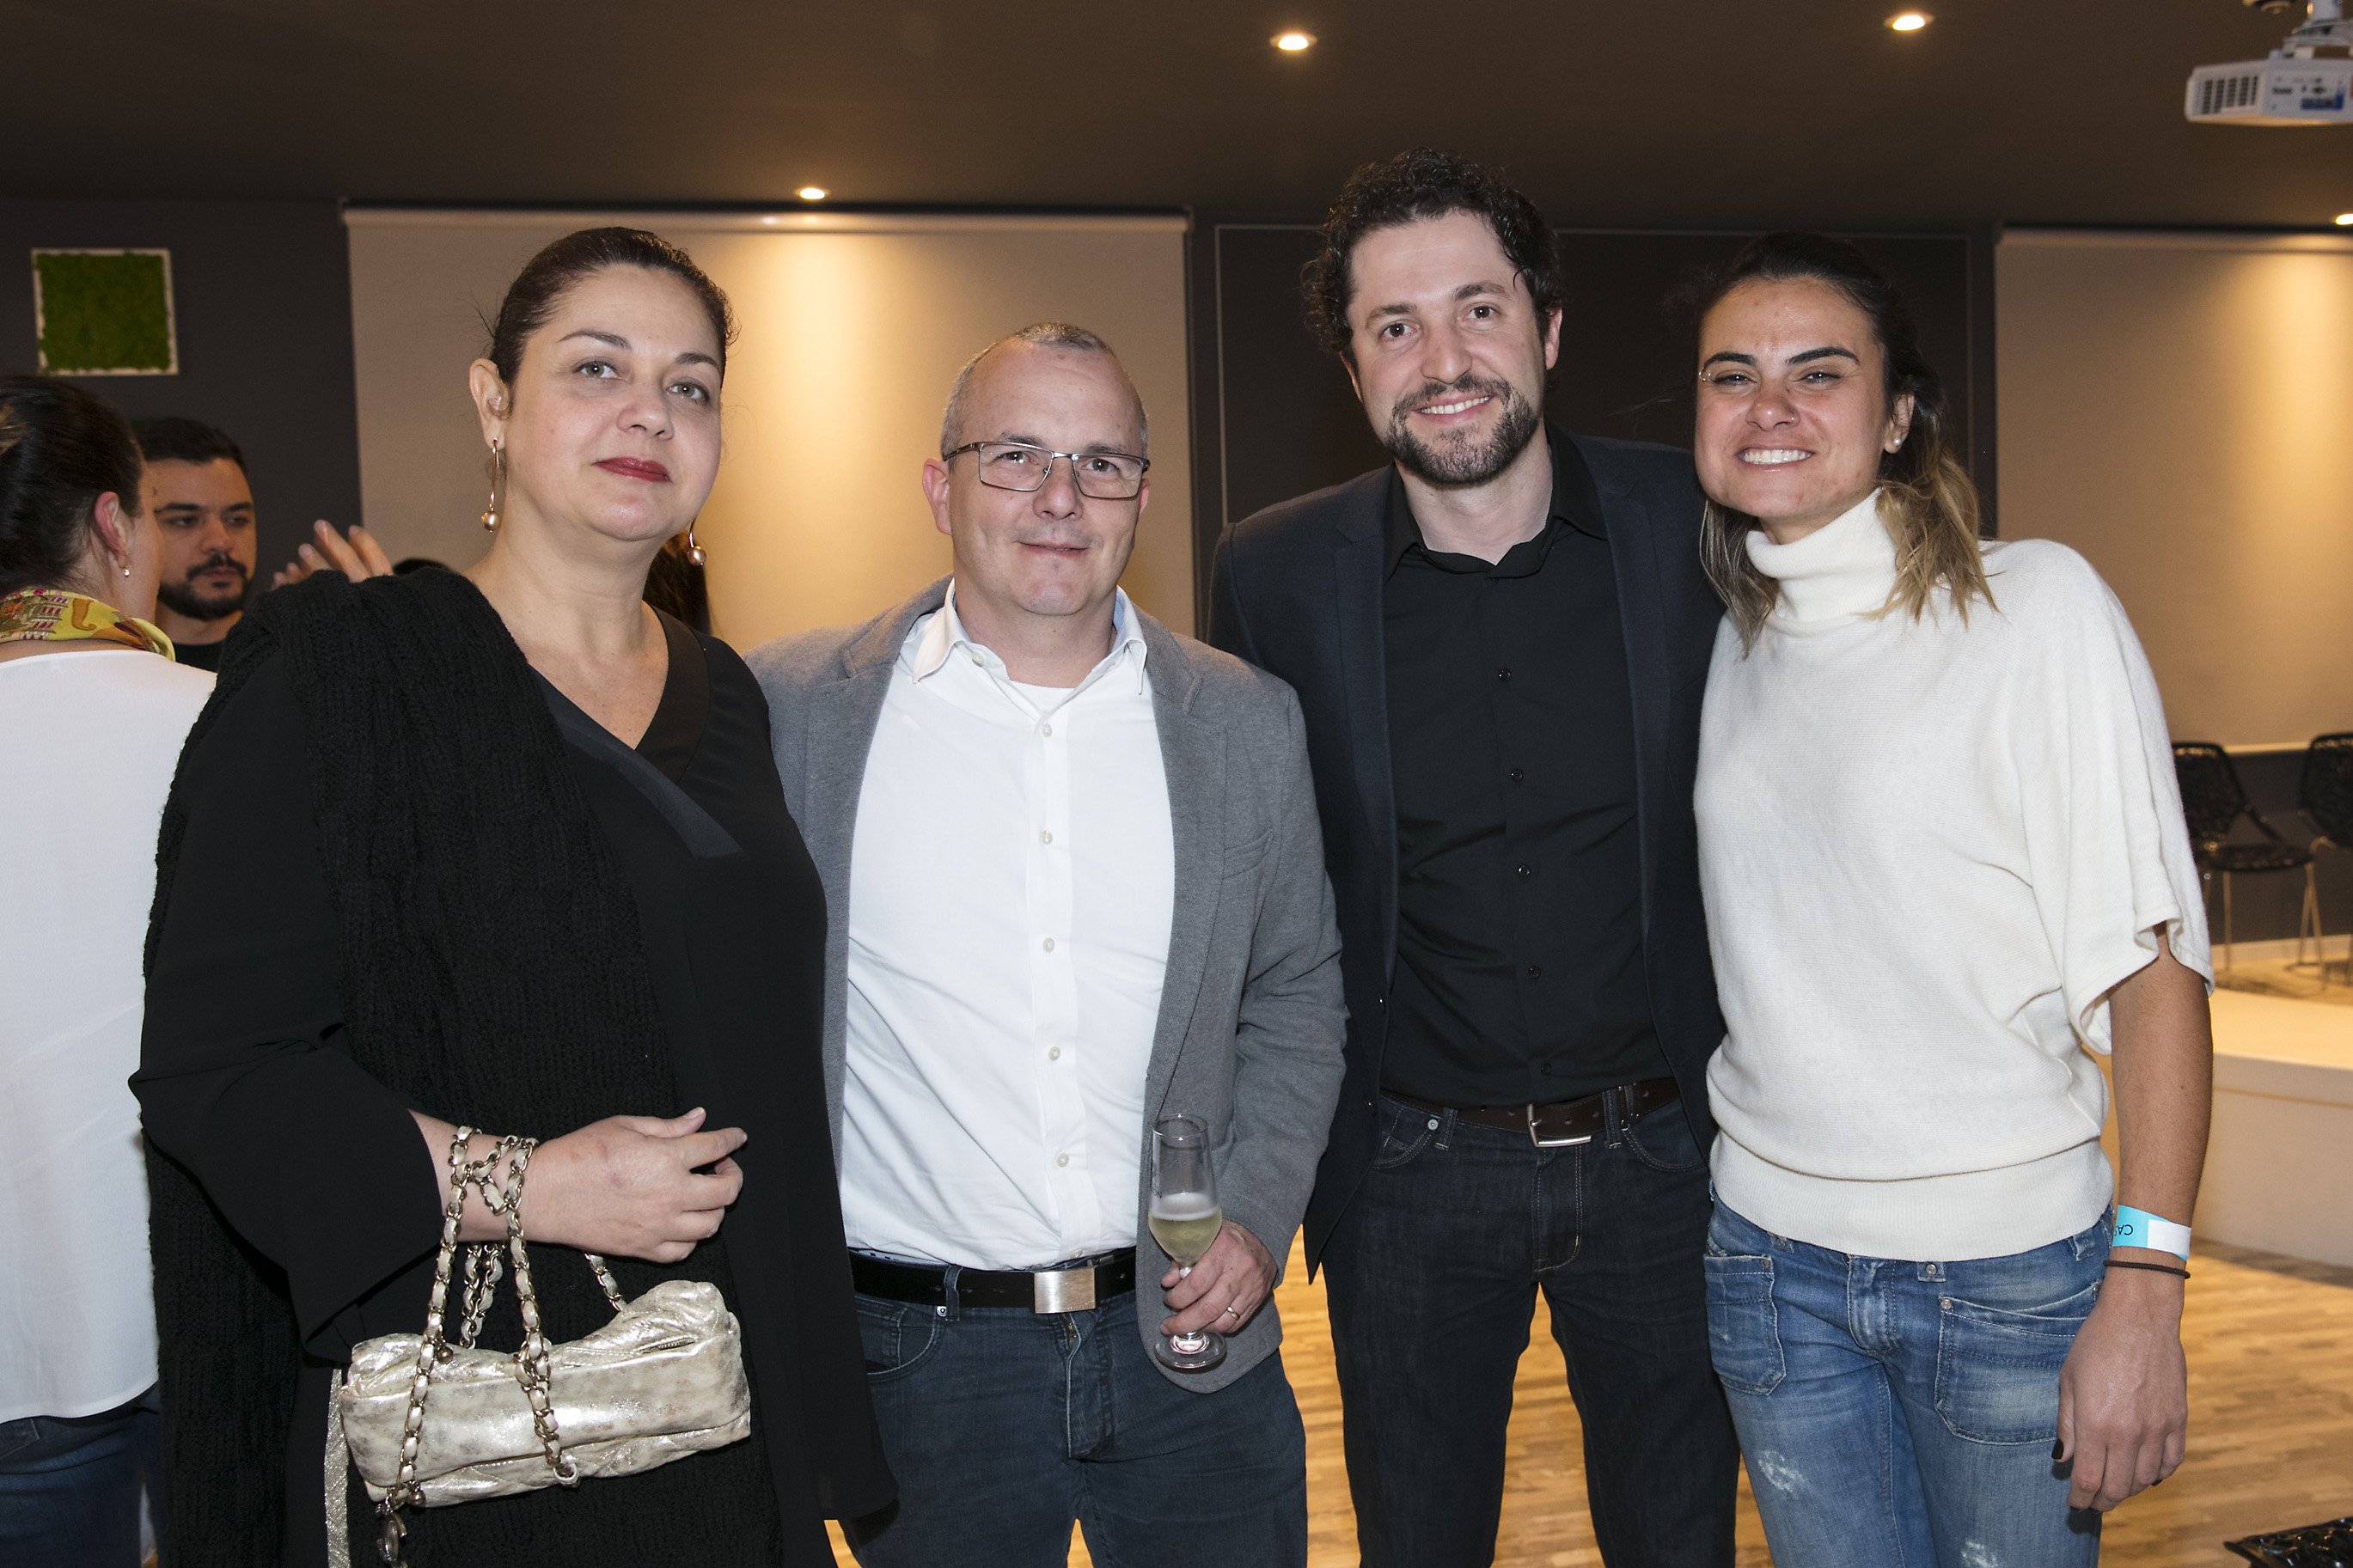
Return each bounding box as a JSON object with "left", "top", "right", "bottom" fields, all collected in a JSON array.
[{"left": 141, "top": 569, "right": 889, "bottom": 1562}]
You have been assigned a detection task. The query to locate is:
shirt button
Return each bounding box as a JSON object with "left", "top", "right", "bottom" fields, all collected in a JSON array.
[
  {"left": 1048, "top": 1046, "right": 1061, "bottom": 1060},
  {"left": 1056, "top": 1154, "right": 1071, "bottom": 1168},
  {"left": 969, "top": 653, "right": 982, "bottom": 667},
  {"left": 1040, "top": 830, "right": 1054, "bottom": 845},
  {"left": 1040, "top": 722, "right": 1054, "bottom": 737},
  {"left": 1508, "top": 768, "right": 1525, "bottom": 784},
  {"left": 1042, "top": 937, "right": 1056, "bottom": 953},
  {"left": 1516, "top": 864, "right": 1533, "bottom": 879},
  {"left": 1526, "top": 965, "right": 1543, "bottom": 980},
  {"left": 1496, "top": 667, "right": 1512, "bottom": 683}
]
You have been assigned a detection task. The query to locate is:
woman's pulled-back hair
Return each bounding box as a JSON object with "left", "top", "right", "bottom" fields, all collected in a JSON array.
[
  {"left": 1690, "top": 232, "right": 1990, "bottom": 649},
  {"left": 485, "top": 227, "right": 737, "bottom": 387},
  {"left": 0, "top": 375, "right": 146, "bottom": 597}
]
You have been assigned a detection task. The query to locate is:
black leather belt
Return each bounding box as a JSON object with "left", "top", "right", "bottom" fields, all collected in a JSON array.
[
  {"left": 1387, "top": 1077, "right": 1681, "bottom": 1148},
  {"left": 850, "top": 1248, "right": 1136, "bottom": 1314}
]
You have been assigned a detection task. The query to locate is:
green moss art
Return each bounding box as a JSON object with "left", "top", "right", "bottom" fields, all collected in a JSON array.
[{"left": 33, "top": 249, "right": 179, "bottom": 375}]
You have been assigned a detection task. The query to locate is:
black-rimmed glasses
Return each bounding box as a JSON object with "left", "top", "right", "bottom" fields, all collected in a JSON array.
[{"left": 945, "top": 441, "right": 1149, "bottom": 500}]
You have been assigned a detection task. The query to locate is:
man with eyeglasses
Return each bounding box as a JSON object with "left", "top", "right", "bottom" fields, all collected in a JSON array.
[{"left": 749, "top": 322, "right": 1345, "bottom": 1565}]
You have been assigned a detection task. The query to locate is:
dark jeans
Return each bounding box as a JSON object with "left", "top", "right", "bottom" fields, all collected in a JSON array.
[
  {"left": 1323, "top": 1090, "right": 1738, "bottom": 1567},
  {"left": 0, "top": 1384, "right": 164, "bottom": 1568},
  {"left": 845, "top": 1287, "right": 1307, "bottom": 1567}
]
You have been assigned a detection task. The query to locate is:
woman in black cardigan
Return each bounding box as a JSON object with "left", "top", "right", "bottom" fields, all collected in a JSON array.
[{"left": 134, "top": 228, "right": 892, "bottom": 1565}]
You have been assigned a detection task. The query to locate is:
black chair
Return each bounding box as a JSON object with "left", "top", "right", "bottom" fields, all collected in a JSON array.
[
  {"left": 2172, "top": 741, "right": 2319, "bottom": 975},
  {"left": 2298, "top": 732, "right": 2353, "bottom": 982}
]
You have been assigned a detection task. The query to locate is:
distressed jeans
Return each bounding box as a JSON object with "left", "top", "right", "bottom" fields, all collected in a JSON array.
[
  {"left": 1705, "top": 1201, "right": 2107, "bottom": 1567},
  {"left": 842, "top": 1287, "right": 1307, "bottom": 1567}
]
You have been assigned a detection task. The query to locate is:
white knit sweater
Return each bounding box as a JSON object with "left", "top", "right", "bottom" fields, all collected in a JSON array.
[{"left": 1696, "top": 491, "right": 2211, "bottom": 1261}]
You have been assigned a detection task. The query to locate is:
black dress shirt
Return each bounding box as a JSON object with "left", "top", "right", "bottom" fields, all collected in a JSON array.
[{"left": 1379, "top": 430, "right": 1671, "bottom": 1107}]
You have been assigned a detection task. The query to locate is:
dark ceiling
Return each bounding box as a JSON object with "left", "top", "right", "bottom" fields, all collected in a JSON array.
[{"left": 7, "top": 1, "right": 2348, "bottom": 229}]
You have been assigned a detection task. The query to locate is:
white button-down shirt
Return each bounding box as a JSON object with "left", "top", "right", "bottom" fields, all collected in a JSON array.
[{"left": 839, "top": 583, "right": 1176, "bottom": 1269}]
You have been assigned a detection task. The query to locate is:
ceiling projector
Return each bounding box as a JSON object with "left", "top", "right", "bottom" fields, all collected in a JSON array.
[{"left": 2185, "top": 0, "right": 2353, "bottom": 123}]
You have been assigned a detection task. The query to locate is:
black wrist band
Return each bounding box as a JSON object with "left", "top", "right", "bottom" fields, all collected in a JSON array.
[{"left": 2105, "top": 1258, "right": 2190, "bottom": 1279}]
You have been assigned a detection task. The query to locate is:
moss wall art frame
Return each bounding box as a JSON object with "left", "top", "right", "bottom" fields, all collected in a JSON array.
[{"left": 32, "top": 248, "right": 179, "bottom": 375}]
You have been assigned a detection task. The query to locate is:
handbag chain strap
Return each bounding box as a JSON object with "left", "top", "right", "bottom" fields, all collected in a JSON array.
[
  {"left": 375, "top": 1127, "right": 587, "bottom": 1565},
  {"left": 455, "top": 1243, "right": 502, "bottom": 1349}
]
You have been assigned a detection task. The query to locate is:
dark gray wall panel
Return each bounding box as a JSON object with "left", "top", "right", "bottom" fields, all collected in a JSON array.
[
  {"left": 0, "top": 199, "right": 361, "bottom": 591},
  {"left": 1189, "top": 219, "right": 1993, "bottom": 627}
]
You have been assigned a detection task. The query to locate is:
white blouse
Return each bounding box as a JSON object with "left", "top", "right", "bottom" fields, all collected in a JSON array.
[{"left": 1, "top": 649, "right": 212, "bottom": 1420}]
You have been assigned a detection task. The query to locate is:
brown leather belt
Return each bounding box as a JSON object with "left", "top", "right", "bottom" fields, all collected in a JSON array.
[{"left": 1386, "top": 1076, "right": 1682, "bottom": 1148}]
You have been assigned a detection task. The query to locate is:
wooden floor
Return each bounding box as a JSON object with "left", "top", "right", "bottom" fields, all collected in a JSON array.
[{"left": 829, "top": 1236, "right": 2353, "bottom": 1566}]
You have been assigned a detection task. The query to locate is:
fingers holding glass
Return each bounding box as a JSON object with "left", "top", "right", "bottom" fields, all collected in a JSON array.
[{"left": 1147, "top": 1113, "right": 1226, "bottom": 1372}]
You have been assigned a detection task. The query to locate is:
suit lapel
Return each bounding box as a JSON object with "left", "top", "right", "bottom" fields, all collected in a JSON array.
[
  {"left": 801, "top": 681, "right": 875, "bottom": 894},
  {"left": 808, "top": 579, "right": 949, "bottom": 1126},
  {"left": 1333, "top": 492, "right": 1399, "bottom": 974},
  {"left": 1137, "top": 617, "right": 1221, "bottom": 1122},
  {"left": 801, "top": 581, "right": 947, "bottom": 892},
  {"left": 1579, "top": 436, "right": 1675, "bottom": 939}
]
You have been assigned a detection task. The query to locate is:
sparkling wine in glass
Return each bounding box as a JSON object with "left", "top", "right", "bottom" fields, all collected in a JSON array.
[{"left": 1149, "top": 1113, "right": 1227, "bottom": 1373}]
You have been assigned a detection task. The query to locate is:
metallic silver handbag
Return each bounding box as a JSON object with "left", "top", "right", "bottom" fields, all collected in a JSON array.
[{"left": 324, "top": 1130, "right": 751, "bottom": 1566}]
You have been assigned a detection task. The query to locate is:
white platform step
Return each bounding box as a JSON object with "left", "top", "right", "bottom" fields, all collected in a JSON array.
[{"left": 2196, "top": 989, "right": 2353, "bottom": 1266}]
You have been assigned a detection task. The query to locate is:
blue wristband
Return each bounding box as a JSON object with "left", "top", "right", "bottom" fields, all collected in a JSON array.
[{"left": 2112, "top": 1205, "right": 2191, "bottom": 1260}]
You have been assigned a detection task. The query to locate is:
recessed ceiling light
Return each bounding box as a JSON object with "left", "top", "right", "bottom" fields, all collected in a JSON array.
[
  {"left": 2337, "top": 212, "right": 2353, "bottom": 226},
  {"left": 1888, "top": 11, "right": 1930, "bottom": 30},
  {"left": 798, "top": 186, "right": 828, "bottom": 202},
  {"left": 1273, "top": 31, "right": 1314, "bottom": 52}
]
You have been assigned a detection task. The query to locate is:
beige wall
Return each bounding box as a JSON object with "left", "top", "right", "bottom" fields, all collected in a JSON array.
[
  {"left": 1998, "top": 229, "right": 2353, "bottom": 747},
  {"left": 345, "top": 210, "right": 1194, "bottom": 646}
]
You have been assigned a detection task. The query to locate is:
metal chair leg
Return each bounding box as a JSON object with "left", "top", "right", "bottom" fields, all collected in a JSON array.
[
  {"left": 2222, "top": 871, "right": 2235, "bottom": 973},
  {"left": 2305, "top": 864, "right": 2325, "bottom": 990},
  {"left": 2284, "top": 863, "right": 2332, "bottom": 988}
]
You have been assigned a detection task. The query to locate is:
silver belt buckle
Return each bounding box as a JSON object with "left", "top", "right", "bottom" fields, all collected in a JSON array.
[
  {"left": 1527, "top": 1102, "right": 1593, "bottom": 1149},
  {"left": 1032, "top": 1265, "right": 1097, "bottom": 1314}
]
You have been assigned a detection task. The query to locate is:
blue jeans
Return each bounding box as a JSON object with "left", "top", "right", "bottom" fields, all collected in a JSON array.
[
  {"left": 1322, "top": 1091, "right": 1738, "bottom": 1567},
  {"left": 843, "top": 1286, "right": 1307, "bottom": 1566},
  {"left": 0, "top": 1384, "right": 163, "bottom": 1568},
  {"left": 1705, "top": 1202, "right": 2107, "bottom": 1567}
]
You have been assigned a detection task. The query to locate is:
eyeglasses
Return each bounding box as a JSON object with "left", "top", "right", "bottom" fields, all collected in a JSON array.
[{"left": 945, "top": 441, "right": 1149, "bottom": 500}]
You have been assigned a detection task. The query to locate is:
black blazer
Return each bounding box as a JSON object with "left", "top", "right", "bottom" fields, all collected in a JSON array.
[{"left": 1207, "top": 429, "right": 1727, "bottom": 1270}]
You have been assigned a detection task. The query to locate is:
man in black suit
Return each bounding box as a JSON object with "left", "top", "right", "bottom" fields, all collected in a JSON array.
[{"left": 1207, "top": 149, "right": 1737, "bottom": 1567}]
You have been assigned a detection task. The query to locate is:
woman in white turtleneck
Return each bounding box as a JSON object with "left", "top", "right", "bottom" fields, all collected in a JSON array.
[{"left": 1686, "top": 234, "right": 2214, "bottom": 1567}]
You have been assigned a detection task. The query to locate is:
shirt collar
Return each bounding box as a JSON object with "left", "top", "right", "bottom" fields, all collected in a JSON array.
[
  {"left": 1384, "top": 424, "right": 1605, "bottom": 580},
  {"left": 907, "top": 580, "right": 1150, "bottom": 696}
]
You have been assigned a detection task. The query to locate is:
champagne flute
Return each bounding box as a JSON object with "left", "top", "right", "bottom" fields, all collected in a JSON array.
[{"left": 1148, "top": 1113, "right": 1227, "bottom": 1373}]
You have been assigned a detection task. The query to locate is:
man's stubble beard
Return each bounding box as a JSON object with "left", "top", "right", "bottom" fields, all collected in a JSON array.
[
  {"left": 1380, "top": 376, "right": 1544, "bottom": 489},
  {"left": 155, "top": 563, "right": 249, "bottom": 624}
]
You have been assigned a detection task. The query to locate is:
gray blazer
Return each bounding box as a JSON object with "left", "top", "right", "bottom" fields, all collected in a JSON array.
[{"left": 746, "top": 579, "right": 1348, "bottom": 1391}]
